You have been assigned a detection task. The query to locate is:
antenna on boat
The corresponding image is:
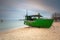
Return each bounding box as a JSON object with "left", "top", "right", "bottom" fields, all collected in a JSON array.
[
  {"left": 26, "top": 9, "right": 28, "bottom": 16},
  {"left": 25, "top": 9, "right": 28, "bottom": 20}
]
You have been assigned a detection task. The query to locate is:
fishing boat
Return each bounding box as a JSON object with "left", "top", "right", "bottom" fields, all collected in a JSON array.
[
  {"left": 24, "top": 13, "right": 54, "bottom": 28},
  {"left": 0, "top": 19, "right": 4, "bottom": 22}
]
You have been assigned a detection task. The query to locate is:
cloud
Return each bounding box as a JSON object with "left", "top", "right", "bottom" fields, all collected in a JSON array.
[
  {"left": 0, "top": 0, "right": 60, "bottom": 19},
  {"left": 1, "top": 0, "right": 60, "bottom": 13}
]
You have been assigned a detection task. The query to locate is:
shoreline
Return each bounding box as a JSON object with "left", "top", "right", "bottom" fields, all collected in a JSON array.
[{"left": 0, "top": 22, "right": 60, "bottom": 40}]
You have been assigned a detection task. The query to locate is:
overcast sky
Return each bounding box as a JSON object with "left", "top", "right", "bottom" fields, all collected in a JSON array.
[{"left": 0, "top": 0, "right": 60, "bottom": 20}]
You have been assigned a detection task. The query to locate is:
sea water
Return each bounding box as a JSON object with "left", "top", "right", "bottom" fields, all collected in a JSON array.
[{"left": 0, "top": 20, "right": 27, "bottom": 32}]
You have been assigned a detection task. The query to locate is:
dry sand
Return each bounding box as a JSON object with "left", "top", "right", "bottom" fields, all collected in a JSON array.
[{"left": 0, "top": 22, "right": 60, "bottom": 40}]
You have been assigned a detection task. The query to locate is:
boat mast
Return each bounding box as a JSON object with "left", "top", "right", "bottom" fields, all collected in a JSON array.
[
  {"left": 25, "top": 10, "right": 28, "bottom": 20},
  {"left": 26, "top": 10, "right": 28, "bottom": 16}
]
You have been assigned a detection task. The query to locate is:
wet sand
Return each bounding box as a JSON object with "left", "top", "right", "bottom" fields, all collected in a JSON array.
[{"left": 0, "top": 22, "right": 60, "bottom": 40}]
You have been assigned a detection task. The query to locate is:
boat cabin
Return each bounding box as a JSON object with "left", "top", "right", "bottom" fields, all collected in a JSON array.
[{"left": 25, "top": 13, "right": 42, "bottom": 21}]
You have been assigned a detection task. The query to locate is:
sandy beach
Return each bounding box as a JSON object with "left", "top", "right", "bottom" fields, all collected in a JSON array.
[{"left": 0, "top": 22, "right": 60, "bottom": 40}]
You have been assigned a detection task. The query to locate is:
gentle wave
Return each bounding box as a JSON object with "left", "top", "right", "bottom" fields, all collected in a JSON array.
[{"left": 0, "top": 21, "right": 26, "bottom": 32}]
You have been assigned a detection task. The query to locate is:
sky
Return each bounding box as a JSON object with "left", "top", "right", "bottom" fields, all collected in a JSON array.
[{"left": 0, "top": 0, "right": 60, "bottom": 20}]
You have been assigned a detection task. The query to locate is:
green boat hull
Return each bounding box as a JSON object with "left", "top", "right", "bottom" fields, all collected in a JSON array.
[{"left": 24, "top": 19, "right": 54, "bottom": 28}]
